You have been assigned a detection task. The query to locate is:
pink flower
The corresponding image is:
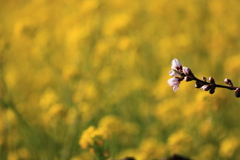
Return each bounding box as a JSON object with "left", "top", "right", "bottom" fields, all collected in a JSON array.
[
  {"left": 171, "top": 58, "right": 182, "bottom": 71},
  {"left": 182, "top": 67, "right": 193, "bottom": 76},
  {"left": 169, "top": 70, "right": 180, "bottom": 76},
  {"left": 168, "top": 77, "right": 181, "bottom": 92},
  {"left": 169, "top": 58, "right": 184, "bottom": 77}
]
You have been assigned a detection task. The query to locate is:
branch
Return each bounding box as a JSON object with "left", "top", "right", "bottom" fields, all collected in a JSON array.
[{"left": 167, "top": 58, "right": 240, "bottom": 98}]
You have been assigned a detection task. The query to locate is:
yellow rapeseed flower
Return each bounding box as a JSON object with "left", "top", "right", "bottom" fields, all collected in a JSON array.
[
  {"left": 167, "top": 130, "right": 192, "bottom": 153},
  {"left": 198, "top": 119, "right": 212, "bottom": 137},
  {"left": 98, "top": 115, "right": 123, "bottom": 134},
  {"left": 79, "top": 126, "right": 96, "bottom": 149},
  {"left": 103, "top": 13, "right": 131, "bottom": 36},
  {"left": 79, "top": 125, "right": 109, "bottom": 150},
  {"left": 219, "top": 136, "right": 239, "bottom": 158},
  {"left": 39, "top": 88, "right": 58, "bottom": 109}
]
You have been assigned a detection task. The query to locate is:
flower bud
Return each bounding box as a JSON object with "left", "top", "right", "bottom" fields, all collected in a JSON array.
[
  {"left": 195, "top": 81, "right": 204, "bottom": 88},
  {"left": 235, "top": 88, "right": 240, "bottom": 98},
  {"left": 224, "top": 78, "right": 233, "bottom": 87},
  {"left": 184, "top": 76, "right": 192, "bottom": 82},
  {"left": 224, "top": 78, "right": 230, "bottom": 83},
  {"left": 182, "top": 67, "right": 194, "bottom": 76},
  {"left": 202, "top": 85, "right": 211, "bottom": 91},
  {"left": 171, "top": 58, "right": 182, "bottom": 71},
  {"left": 168, "top": 77, "right": 181, "bottom": 92},
  {"left": 209, "top": 77, "right": 215, "bottom": 83},
  {"left": 209, "top": 87, "right": 215, "bottom": 94},
  {"left": 202, "top": 77, "right": 207, "bottom": 82},
  {"left": 169, "top": 70, "right": 180, "bottom": 76}
]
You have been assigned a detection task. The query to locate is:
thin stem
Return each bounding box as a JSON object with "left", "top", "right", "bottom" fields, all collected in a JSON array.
[
  {"left": 193, "top": 77, "right": 237, "bottom": 90},
  {"left": 215, "top": 84, "right": 237, "bottom": 90}
]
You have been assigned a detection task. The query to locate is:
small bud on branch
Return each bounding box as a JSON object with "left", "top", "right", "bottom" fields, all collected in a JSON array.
[
  {"left": 167, "top": 58, "right": 239, "bottom": 98},
  {"left": 224, "top": 78, "right": 233, "bottom": 87},
  {"left": 235, "top": 88, "right": 240, "bottom": 98}
]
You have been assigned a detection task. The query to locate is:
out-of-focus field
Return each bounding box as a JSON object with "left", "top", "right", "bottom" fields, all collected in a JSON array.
[{"left": 1, "top": 0, "right": 240, "bottom": 160}]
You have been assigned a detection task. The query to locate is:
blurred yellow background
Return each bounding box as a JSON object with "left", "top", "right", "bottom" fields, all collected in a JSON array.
[{"left": 1, "top": 0, "right": 240, "bottom": 160}]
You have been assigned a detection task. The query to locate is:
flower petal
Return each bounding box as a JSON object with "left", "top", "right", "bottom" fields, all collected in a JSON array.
[
  {"left": 167, "top": 77, "right": 180, "bottom": 92},
  {"left": 182, "top": 66, "right": 192, "bottom": 76},
  {"left": 169, "top": 70, "right": 179, "bottom": 76},
  {"left": 171, "top": 58, "right": 182, "bottom": 70},
  {"left": 202, "top": 85, "right": 211, "bottom": 91},
  {"left": 173, "top": 85, "right": 179, "bottom": 92}
]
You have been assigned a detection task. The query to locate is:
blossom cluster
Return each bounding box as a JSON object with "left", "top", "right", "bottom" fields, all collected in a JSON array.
[
  {"left": 168, "top": 58, "right": 240, "bottom": 98},
  {"left": 79, "top": 125, "right": 110, "bottom": 159}
]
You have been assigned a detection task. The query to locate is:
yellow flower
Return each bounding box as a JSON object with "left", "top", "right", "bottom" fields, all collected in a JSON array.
[
  {"left": 4, "top": 66, "right": 18, "bottom": 89},
  {"left": 103, "top": 13, "right": 131, "bottom": 36},
  {"left": 224, "top": 54, "right": 240, "bottom": 75},
  {"left": 79, "top": 0, "right": 99, "bottom": 15},
  {"left": 98, "top": 115, "right": 123, "bottom": 135},
  {"left": 167, "top": 130, "right": 192, "bottom": 153},
  {"left": 79, "top": 126, "right": 96, "bottom": 149},
  {"left": 139, "top": 138, "right": 166, "bottom": 158},
  {"left": 219, "top": 136, "right": 239, "bottom": 158},
  {"left": 79, "top": 125, "right": 109, "bottom": 149},
  {"left": 39, "top": 88, "right": 58, "bottom": 109},
  {"left": 198, "top": 119, "right": 212, "bottom": 137}
]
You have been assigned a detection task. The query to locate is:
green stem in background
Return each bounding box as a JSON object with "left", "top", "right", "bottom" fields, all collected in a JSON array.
[{"left": 0, "top": 67, "right": 41, "bottom": 160}]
